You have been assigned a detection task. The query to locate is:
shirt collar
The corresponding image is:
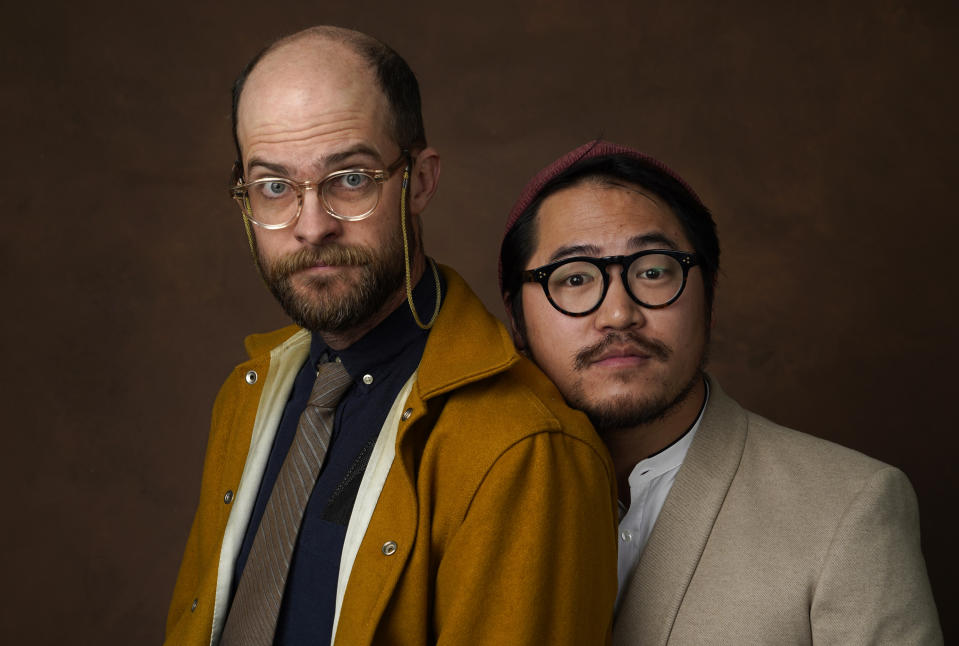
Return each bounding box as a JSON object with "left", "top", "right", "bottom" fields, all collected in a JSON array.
[
  {"left": 622, "top": 378, "right": 710, "bottom": 506},
  {"left": 308, "top": 266, "right": 445, "bottom": 387}
]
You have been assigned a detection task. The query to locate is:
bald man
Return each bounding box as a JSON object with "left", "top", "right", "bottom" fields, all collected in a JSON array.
[{"left": 163, "top": 27, "right": 617, "bottom": 646}]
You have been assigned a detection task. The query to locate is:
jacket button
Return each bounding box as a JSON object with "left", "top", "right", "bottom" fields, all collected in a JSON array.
[
  {"left": 382, "top": 540, "right": 398, "bottom": 556},
  {"left": 401, "top": 408, "right": 413, "bottom": 421},
  {"left": 245, "top": 370, "right": 258, "bottom": 385},
  {"left": 191, "top": 598, "right": 198, "bottom": 612},
  {"left": 224, "top": 490, "right": 234, "bottom": 504}
]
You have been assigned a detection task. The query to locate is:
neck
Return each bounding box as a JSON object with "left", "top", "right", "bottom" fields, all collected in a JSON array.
[
  {"left": 603, "top": 374, "right": 706, "bottom": 506},
  {"left": 321, "top": 252, "right": 427, "bottom": 351}
]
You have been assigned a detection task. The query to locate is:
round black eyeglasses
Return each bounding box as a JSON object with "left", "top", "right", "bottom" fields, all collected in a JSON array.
[{"left": 522, "top": 249, "right": 701, "bottom": 317}]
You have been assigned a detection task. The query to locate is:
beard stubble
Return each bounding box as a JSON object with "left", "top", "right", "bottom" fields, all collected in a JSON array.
[
  {"left": 260, "top": 235, "right": 406, "bottom": 334},
  {"left": 565, "top": 330, "right": 704, "bottom": 433}
]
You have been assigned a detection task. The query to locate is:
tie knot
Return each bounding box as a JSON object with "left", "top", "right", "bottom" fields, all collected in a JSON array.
[{"left": 309, "top": 359, "right": 353, "bottom": 409}]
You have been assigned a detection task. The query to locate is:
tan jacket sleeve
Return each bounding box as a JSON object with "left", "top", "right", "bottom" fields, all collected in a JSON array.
[{"left": 810, "top": 466, "right": 942, "bottom": 644}]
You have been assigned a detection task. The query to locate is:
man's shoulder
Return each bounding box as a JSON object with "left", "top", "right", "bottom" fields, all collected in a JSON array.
[
  {"left": 738, "top": 403, "right": 900, "bottom": 492},
  {"left": 743, "top": 408, "right": 890, "bottom": 476},
  {"left": 448, "top": 353, "right": 602, "bottom": 444},
  {"left": 700, "top": 378, "right": 907, "bottom": 506},
  {"left": 418, "top": 353, "right": 615, "bottom": 509}
]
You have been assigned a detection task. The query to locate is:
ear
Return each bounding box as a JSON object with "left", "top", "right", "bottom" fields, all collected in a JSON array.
[
  {"left": 408, "top": 147, "right": 441, "bottom": 215},
  {"left": 504, "top": 295, "right": 528, "bottom": 353}
]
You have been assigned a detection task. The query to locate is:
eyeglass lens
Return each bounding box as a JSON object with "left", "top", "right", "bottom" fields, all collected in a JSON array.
[
  {"left": 241, "top": 171, "right": 381, "bottom": 225},
  {"left": 547, "top": 253, "right": 686, "bottom": 313}
]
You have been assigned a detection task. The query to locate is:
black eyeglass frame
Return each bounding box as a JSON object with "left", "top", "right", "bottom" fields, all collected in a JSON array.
[{"left": 521, "top": 249, "right": 701, "bottom": 317}]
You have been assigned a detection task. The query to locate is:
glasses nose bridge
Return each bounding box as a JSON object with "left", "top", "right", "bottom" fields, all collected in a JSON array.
[
  {"left": 297, "top": 179, "right": 323, "bottom": 196},
  {"left": 595, "top": 256, "right": 639, "bottom": 308},
  {"left": 294, "top": 179, "right": 328, "bottom": 214},
  {"left": 600, "top": 256, "right": 630, "bottom": 287}
]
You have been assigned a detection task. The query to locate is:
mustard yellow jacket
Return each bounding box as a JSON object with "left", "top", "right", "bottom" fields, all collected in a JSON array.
[{"left": 165, "top": 267, "right": 618, "bottom": 645}]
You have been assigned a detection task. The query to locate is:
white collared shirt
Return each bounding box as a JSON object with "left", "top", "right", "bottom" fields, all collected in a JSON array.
[{"left": 616, "top": 381, "right": 709, "bottom": 606}]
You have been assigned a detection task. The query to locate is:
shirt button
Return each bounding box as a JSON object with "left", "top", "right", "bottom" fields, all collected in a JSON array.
[
  {"left": 382, "top": 540, "right": 398, "bottom": 556},
  {"left": 362, "top": 374, "right": 374, "bottom": 385},
  {"left": 620, "top": 530, "right": 632, "bottom": 542},
  {"left": 224, "top": 490, "right": 234, "bottom": 504},
  {"left": 244, "top": 370, "right": 257, "bottom": 385},
  {"left": 191, "top": 598, "right": 198, "bottom": 612},
  {"left": 401, "top": 408, "right": 413, "bottom": 421}
]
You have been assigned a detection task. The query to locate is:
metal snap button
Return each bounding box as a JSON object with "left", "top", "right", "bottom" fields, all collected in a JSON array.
[
  {"left": 245, "top": 370, "right": 257, "bottom": 385},
  {"left": 224, "top": 490, "right": 234, "bottom": 504},
  {"left": 401, "top": 408, "right": 413, "bottom": 421},
  {"left": 382, "top": 540, "right": 398, "bottom": 556},
  {"left": 191, "top": 598, "right": 198, "bottom": 612}
]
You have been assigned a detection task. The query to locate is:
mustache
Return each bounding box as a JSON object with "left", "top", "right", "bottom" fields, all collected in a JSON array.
[
  {"left": 266, "top": 245, "right": 375, "bottom": 278},
  {"left": 574, "top": 331, "right": 671, "bottom": 370}
]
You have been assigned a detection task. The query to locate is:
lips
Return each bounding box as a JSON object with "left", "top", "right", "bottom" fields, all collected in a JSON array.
[
  {"left": 268, "top": 245, "right": 374, "bottom": 279},
  {"left": 592, "top": 344, "right": 653, "bottom": 363},
  {"left": 574, "top": 332, "right": 671, "bottom": 370}
]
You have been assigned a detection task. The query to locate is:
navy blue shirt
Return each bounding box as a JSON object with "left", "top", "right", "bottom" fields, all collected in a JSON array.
[{"left": 231, "top": 269, "right": 443, "bottom": 644}]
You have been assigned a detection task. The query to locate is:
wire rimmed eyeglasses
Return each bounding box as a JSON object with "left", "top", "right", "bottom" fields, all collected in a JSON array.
[
  {"left": 522, "top": 249, "right": 701, "bottom": 316},
  {"left": 230, "top": 152, "right": 409, "bottom": 229}
]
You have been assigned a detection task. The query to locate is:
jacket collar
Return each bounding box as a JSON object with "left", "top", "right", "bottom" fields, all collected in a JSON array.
[
  {"left": 613, "top": 375, "right": 748, "bottom": 646},
  {"left": 414, "top": 265, "right": 519, "bottom": 400},
  {"left": 244, "top": 324, "right": 302, "bottom": 360}
]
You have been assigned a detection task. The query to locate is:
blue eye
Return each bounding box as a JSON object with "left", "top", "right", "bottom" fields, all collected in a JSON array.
[{"left": 332, "top": 173, "right": 372, "bottom": 191}]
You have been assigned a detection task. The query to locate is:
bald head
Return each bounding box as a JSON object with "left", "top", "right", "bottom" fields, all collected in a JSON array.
[{"left": 231, "top": 26, "right": 426, "bottom": 165}]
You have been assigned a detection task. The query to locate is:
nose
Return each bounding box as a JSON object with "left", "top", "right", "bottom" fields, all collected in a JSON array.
[
  {"left": 592, "top": 268, "right": 646, "bottom": 331},
  {"left": 291, "top": 186, "right": 344, "bottom": 246}
]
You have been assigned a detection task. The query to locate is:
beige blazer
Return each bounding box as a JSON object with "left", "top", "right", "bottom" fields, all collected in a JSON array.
[{"left": 614, "top": 377, "right": 942, "bottom": 645}]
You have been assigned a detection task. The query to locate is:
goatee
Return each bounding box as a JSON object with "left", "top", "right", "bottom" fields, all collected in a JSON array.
[{"left": 566, "top": 330, "right": 702, "bottom": 433}]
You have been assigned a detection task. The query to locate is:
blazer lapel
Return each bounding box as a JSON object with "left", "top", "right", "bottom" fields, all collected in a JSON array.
[{"left": 613, "top": 376, "right": 748, "bottom": 646}]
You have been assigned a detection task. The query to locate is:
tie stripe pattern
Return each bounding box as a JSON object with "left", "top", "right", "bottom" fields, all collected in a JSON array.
[{"left": 220, "top": 359, "right": 353, "bottom": 646}]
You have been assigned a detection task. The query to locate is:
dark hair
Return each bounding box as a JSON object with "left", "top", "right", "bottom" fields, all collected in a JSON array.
[
  {"left": 230, "top": 26, "right": 427, "bottom": 166},
  {"left": 500, "top": 154, "right": 720, "bottom": 335}
]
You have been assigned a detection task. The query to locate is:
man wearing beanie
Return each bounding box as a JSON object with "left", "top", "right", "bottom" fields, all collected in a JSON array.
[
  {"left": 165, "top": 29, "right": 618, "bottom": 646},
  {"left": 499, "top": 140, "right": 941, "bottom": 644}
]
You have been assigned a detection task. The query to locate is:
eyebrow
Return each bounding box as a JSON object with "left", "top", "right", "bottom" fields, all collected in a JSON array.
[
  {"left": 246, "top": 144, "right": 386, "bottom": 178},
  {"left": 626, "top": 233, "right": 680, "bottom": 250},
  {"left": 548, "top": 243, "right": 603, "bottom": 263},
  {"left": 546, "top": 232, "right": 681, "bottom": 263},
  {"left": 247, "top": 159, "right": 290, "bottom": 177},
  {"left": 323, "top": 144, "right": 385, "bottom": 169}
]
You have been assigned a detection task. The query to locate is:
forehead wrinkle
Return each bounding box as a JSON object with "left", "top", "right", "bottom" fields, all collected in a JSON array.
[
  {"left": 242, "top": 123, "right": 388, "bottom": 177},
  {"left": 242, "top": 113, "right": 373, "bottom": 148}
]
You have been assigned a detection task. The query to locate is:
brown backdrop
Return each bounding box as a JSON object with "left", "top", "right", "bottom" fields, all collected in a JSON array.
[{"left": 2, "top": 0, "right": 956, "bottom": 642}]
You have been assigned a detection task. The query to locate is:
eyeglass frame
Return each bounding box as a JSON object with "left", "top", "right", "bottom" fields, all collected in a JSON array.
[
  {"left": 521, "top": 249, "right": 702, "bottom": 317},
  {"left": 229, "top": 151, "right": 410, "bottom": 229}
]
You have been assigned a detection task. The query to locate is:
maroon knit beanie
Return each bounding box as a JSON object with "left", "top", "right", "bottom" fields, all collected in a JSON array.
[{"left": 497, "top": 139, "right": 701, "bottom": 294}]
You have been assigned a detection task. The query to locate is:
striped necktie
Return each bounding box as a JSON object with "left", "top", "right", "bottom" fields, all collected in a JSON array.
[{"left": 220, "top": 358, "right": 352, "bottom": 646}]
